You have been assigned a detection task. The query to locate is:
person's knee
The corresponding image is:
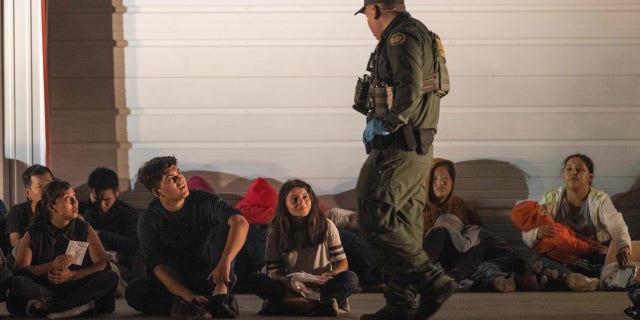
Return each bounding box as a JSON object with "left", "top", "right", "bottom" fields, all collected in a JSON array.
[
  {"left": 8, "top": 275, "right": 33, "bottom": 292},
  {"left": 125, "top": 277, "right": 150, "bottom": 311},
  {"left": 340, "top": 271, "right": 360, "bottom": 290},
  {"left": 425, "top": 227, "right": 448, "bottom": 239},
  {"left": 5, "top": 276, "right": 38, "bottom": 315},
  {"left": 423, "top": 227, "right": 450, "bottom": 254},
  {"left": 247, "top": 272, "right": 285, "bottom": 300}
]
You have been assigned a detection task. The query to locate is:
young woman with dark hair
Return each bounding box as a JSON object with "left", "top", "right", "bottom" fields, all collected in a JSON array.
[
  {"left": 248, "top": 179, "right": 358, "bottom": 317},
  {"left": 423, "top": 159, "right": 535, "bottom": 292}
]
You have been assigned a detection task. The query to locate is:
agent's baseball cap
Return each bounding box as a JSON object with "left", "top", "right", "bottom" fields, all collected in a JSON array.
[{"left": 355, "top": 0, "right": 406, "bottom": 15}]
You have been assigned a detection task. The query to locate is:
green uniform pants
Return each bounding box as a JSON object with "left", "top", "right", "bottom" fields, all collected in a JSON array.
[{"left": 357, "top": 147, "right": 443, "bottom": 311}]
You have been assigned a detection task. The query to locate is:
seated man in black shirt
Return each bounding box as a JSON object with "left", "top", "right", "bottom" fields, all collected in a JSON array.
[
  {"left": 80, "top": 167, "right": 142, "bottom": 295},
  {"left": 125, "top": 156, "right": 249, "bottom": 319},
  {"left": 5, "top": 165, "right": 54, "bottom": 262}
]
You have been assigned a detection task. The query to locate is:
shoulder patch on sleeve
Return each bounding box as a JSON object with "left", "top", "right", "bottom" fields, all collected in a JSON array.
[
  {"left": 389, "top": 33, "right": 406, "bottom": 46},
  {"left": 435, "top": 37, "right": 446, "bottom": 58}
]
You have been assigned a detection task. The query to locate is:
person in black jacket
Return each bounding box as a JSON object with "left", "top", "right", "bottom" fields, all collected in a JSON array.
[
  {"left": 5, "top": 165, "right": 54, "bottom": 262},
  {"left": 125, "top": 156, "right": 249, "bottom": 319},
  {"left": 80, "top": 167, "right": 142, "bottom": 294}
]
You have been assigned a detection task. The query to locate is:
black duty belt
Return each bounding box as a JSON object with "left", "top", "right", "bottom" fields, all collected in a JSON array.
[
  {"left": 370, "top": 131, "right": 404, "bottom": 150},
  {"left": 366, "top": 127, "right": 435, "bottom": 155}
]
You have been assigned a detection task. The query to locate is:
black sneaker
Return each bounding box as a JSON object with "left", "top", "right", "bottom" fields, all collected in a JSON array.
[
  {"left": 415, "top": 275, "right": 456, "bottom": 320},
  {"left": 629, "top": 282, "right": 640, "bottom": 307},
  {"left": 170, "top": 297, "right": 211, "bottom": 320},
  {"left": 209, "top": 294, "right": 237, "bottom": 319},
  {"left": 625, "top": 306, "right": 640, "bottom": 319},
  {"left": 26, "top": 298, "right": 49, "bottom": 318}
]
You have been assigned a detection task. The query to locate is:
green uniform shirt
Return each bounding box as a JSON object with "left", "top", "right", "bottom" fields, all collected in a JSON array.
[{"left": 368, "top": 12, "right": 440, "bottom": 132}]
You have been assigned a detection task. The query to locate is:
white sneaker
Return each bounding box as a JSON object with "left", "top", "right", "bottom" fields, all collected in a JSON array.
[{"left": 46, "top": 300, "right": 95, "bottom": 319}]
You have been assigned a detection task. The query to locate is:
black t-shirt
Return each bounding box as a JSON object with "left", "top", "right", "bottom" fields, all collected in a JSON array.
[
  {"left": 138, "top": 190, "right": 242, "bottom": 276},
  {"left": 27, "top": 218, "right": 91, "bottom": 276},
  {"left": 6, "top": 201, "right": 35, "bottom": 237},
  {"left": 80, "top": 200, "right": 139, "bottom": 257}
]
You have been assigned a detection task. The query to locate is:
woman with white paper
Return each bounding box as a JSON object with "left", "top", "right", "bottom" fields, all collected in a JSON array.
[
  {"left": 248, "top": 179, "right": 359, "bottom": 317},
  {"left": 5, "top": 179, "right": 118, "bottom": 318}
]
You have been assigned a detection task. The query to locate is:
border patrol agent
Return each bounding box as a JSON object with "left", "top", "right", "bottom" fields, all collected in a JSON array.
[{"left": 353, "top": 1, "right": 455, "bottom": 319}]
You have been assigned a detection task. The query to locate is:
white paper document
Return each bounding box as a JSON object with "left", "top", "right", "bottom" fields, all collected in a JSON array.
[{"left": 65, "top": 240, "right": 89, "bottom": 265}]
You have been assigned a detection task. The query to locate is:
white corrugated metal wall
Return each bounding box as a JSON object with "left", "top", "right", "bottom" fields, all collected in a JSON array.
[{"left": 110, "top": 0, "right": 640, "bottom": 199}]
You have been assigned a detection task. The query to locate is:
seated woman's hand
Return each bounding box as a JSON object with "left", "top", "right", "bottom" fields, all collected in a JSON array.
[
  {"left": 318, "top": 272, "right": 334, "bottom": 284},
  {"left": 48, "top": 267, "right": 74, "bottom": 284},
  {"left": 51, "top": 254, "right": 73, "bottom": 270},
  {"left": 617, "top": 246, "right": 631, "bottom": 268},
  {"left": 536, "top": 225, "right": 556, "bottom": 240}
]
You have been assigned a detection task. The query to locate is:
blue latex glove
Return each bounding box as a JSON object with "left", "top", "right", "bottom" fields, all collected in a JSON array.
[{"left": 362, "top": 119, "right": 390, "bottom": 144}]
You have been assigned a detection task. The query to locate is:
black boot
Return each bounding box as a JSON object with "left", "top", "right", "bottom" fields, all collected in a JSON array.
[
  {"left": 209, "top": 294, "right": 237, "bottom": 319},
  {"left": 169, "top": 296, "right": 211, "bottom": 320},
  {"left": 625, "top": 306, "right": 640, "bottom": 319},
  {"left": 415, "top": 275, "right": 456, "bottom": 320}
]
